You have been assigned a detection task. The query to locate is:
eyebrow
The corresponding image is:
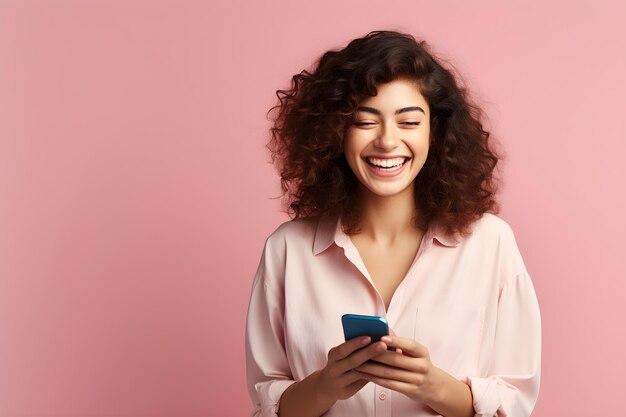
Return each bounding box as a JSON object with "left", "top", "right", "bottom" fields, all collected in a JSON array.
[{"left": 356, "top": 106, "right": 426, "bottom": 115}]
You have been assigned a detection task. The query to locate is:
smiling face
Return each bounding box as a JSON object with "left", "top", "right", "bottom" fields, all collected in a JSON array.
[{"left": 344, "top": 78, "right": 430, "bottom": 202}]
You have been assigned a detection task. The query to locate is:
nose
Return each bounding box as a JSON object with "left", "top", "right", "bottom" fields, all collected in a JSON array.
[{"left": 374, "top": 123, "right": 400, "bottom": 150}]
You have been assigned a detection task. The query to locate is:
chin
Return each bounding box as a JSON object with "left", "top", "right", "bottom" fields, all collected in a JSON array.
[{"left": 364, "top": 184, "right": 414, "bottom": 198}]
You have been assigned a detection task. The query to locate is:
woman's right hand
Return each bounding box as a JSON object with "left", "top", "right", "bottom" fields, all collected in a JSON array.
[
  {"left": 317, "top": 336, "right": 388, "bottom": 402},
  {"left": 277, "top": 336, "right": 388, "bottom": 417}
]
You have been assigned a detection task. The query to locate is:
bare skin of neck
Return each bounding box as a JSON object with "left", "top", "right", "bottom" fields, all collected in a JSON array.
[{"left": 349, "top": 184, "right": 425, "bottom": 310}]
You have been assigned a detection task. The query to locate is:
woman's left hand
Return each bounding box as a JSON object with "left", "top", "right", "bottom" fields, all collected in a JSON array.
[{"left": 353, "top": 333, "right": 442, "bottom": 403}]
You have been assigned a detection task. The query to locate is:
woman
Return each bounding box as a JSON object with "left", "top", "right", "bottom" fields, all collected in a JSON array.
[{"left": 245, "top": 30, "right": 541, "bottom": 417}]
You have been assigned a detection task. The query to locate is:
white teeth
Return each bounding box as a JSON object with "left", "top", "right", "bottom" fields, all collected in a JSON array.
[{"left": 366, "top": 157, "right": 407, "bottom": 168}]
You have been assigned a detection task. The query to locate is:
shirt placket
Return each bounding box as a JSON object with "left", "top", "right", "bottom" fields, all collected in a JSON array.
[
  {"left": 386, "top": 230, "right": 433, "bottom": 326},
  {"left": 335, "top": 232, "right": 386, "bottom": 311},
  {"left": 374, "top": 385, "right": 392, "bottom": 417}
]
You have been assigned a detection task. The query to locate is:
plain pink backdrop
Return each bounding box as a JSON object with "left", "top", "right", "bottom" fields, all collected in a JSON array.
[{"left": 1, "top": 1, "right": 625, "bottom": 416}]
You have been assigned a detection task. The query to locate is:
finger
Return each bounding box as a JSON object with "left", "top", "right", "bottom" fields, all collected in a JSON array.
[
  {"left": 380, "top": 335, "right": 429, "bottom": 358},
  {"left": 334, "top": 341, "right": 388, "bottom": 375},
  {"left": 353, "top": 373, "right": 417, "bottom": 397},
  {"left": 387, "top": 328, "right": 397, "bottom": 352},
  {"left": 343, "top": 379, "right": 369, "bottom": 396},
  {"left": 329, "top": 336, "right": 371, "bottom": 361},
  {"left": 347, "top": 379, "right": 369, "bottom": 391},
  {"left": 329, "top": 376, "right": 369, "bottom": 401},
  {"left": 336, "top": 369, "right": 369, "bottom": 387},
  {"left": 355, "top": 360, "right": 425, "bottom": 384},
  {"left": 367, "top": 350, "right": 429, "bottom": 373}
]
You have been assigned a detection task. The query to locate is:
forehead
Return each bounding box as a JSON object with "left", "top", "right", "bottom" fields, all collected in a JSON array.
[{"left": 358, "top": 78, "right": 428, "bottom": 110}]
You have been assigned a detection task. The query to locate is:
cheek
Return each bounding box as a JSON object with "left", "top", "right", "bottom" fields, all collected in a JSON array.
[
  {"left": 343, "top": 135, "right": 361, "bottom": 163},
  {"left": 419, "top": 141, "right": 430, "bottom": 157},
  {"left": 344, "top": 151, "right": 360, "bottom": 175},
  {"left": 413, "top": 132, "right": 430, "bottom": 155}
]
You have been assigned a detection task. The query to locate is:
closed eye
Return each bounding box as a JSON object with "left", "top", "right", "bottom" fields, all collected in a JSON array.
[{"left": 353, "top": 121, "right": 420, "bottom": 127}]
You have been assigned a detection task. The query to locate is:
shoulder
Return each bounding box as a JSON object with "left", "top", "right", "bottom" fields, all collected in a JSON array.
[
  {"left": 265, "top": 217, "right": 318, "bottom": 245},
  {"left": 255, "top": 218, "right": 319, "bottom": 287},
  {"left": 466, "top": 213, "right": 528, "bottom": 277},
  {"left": 262, "top": 217, "right": 319, "bottom": 257},
  {"left": 467, "top": 213, "right": 516, "bottom": 242}
]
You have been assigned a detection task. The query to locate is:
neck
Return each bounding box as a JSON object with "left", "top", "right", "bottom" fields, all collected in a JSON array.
[{"left": 355, "top": 185, "right": 421, "bottom": 245}]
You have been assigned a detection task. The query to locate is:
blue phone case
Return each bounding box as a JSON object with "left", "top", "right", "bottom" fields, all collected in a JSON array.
[{"left": 341, "top": 314, "right": 389, "bottom": 342}]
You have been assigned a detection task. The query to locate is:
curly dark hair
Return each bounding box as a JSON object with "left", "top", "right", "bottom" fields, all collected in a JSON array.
[{"left": 267, "top": 30, "right": 500, "bottom": 236}]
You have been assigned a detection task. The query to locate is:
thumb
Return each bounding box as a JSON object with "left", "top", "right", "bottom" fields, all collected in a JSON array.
[{"left": 387, "top": 328, "right": 402, "bottom": 354}]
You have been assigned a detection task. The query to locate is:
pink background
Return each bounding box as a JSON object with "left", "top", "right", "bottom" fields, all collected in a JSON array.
[{"left": 1, "top": 1, "right": 624, "bottom": 416}]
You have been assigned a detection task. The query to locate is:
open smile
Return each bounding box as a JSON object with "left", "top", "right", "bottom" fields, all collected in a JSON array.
[{"left": 363, "top": 156, "right": 411, "bottom": 177}]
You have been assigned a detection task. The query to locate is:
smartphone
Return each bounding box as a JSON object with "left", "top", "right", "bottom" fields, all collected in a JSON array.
[{"left": 341, "top": 314, "right": 389, "bottom": 343}]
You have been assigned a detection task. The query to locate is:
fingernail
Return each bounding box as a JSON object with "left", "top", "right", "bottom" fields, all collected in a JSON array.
[
  {"left": 381, "top": 336, "right": 392, "bottom": 344},
  {"left": 361, "top": 336, "right": 371, "bottom": 345}
]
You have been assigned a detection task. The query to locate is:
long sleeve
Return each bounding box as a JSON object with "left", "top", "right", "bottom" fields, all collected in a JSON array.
[
  {"left": 245, "top": 240, "right": 296, "bottom": 417},
  {"left": 462, "top": 270, "right": 542, "bottom": 417}
]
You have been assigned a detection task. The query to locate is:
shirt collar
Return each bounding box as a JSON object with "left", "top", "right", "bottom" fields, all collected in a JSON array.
[
  {"left": 430, "top": 221, "right": 460, "bottom": 247},
  {"left": 313, "top": 217, "right": 340, "bottom": 255},
  {"left": 313, "top": 217, "right": 459, "bottom": 255}
]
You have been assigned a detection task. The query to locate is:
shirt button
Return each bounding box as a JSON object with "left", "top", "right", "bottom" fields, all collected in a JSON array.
[{"left": 379, "top": 392, "right": 387, "bottom": 400}]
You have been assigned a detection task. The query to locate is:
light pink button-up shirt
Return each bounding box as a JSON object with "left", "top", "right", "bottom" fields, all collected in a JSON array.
[{"left": 245, "top": 213, "right": 541, "bottom": 417}]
